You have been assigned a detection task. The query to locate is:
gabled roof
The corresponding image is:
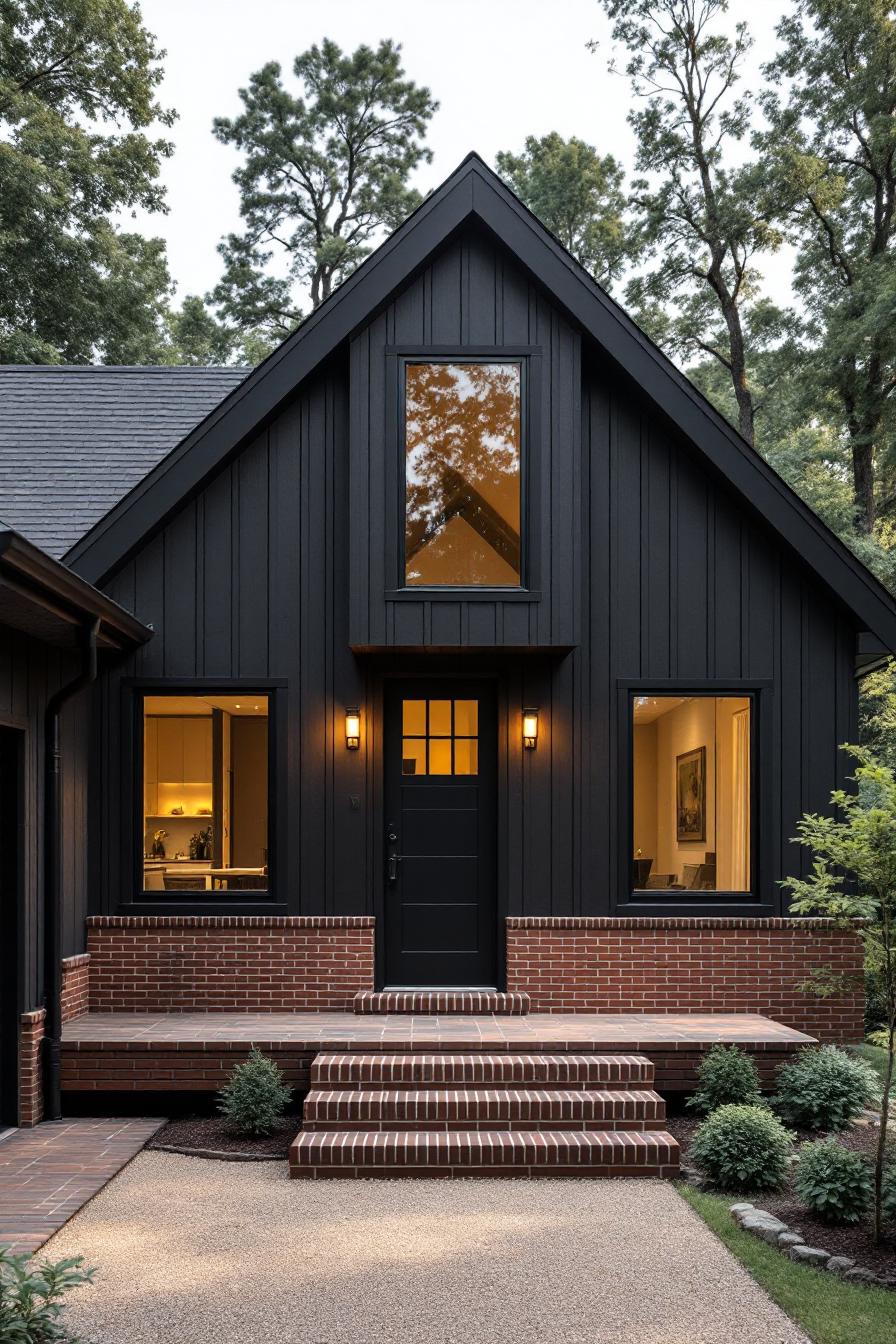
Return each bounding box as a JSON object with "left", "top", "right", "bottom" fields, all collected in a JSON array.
[
  {"left": 0, "top": 365, "right": 246, "bottom": 557},
  {"left": 61, "top": 153, "right": 896, "bottom": 651}
]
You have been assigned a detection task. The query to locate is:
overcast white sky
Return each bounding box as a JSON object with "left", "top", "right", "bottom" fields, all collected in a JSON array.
[{"left": 131, "top": 0, "right": 792, "bottom": 303}]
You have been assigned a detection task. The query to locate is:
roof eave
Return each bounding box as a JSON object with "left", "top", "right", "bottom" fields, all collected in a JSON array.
[{"left": 0, "top": 530, "right": 152, "bottom": 649}]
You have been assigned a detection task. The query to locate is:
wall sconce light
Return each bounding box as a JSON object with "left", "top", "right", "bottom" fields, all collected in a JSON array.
[
  {"left": 522, "top": 708, "right": 539, "bottom": 750},
  {"left": 345, "top": 707, "right": 361, "bottom": 750}
]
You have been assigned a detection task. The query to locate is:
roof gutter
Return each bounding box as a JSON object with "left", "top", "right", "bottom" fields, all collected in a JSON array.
[{"left": 41, "top": 618, "right": 100, "bottom": 1120}]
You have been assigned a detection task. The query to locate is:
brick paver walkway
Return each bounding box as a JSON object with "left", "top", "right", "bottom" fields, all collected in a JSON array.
[{"left": 0, "top": 1118, "right": 165, "bottom": 1254}]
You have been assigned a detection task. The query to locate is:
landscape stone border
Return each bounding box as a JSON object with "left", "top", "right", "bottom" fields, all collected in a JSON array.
[
  {"left": 149, "top": 1142, "right": 283, "bottom": 1162},
  {"left": 729, "top": 1202, "right": 894, "bottom": 1289}
]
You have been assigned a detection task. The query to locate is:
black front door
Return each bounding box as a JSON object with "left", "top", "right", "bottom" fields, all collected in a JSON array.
[{"left": 384, "top": 680, "right": 497, "bottom": 987}]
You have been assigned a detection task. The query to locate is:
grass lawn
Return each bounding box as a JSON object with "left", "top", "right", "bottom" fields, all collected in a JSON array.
[
  {"left": 679, "top": 1186, "right": 896, "bottom": 1344},
  {"left": 849, "top": 1042, "right": 893, "bottom": 1090}
]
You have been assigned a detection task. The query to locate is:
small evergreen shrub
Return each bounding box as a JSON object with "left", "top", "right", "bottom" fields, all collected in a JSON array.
[
  {"left": 0, "top": 1246, "right": 94, "bottom": 1343},
  {"left": 217, "top": 1047, "right": 292, "bottom": 1136},
  {"left": 794, "top": 1140, "right": 873, "bottom": 1224},
  {"left": 865, "top": 1027, "right": 894, "bottom": 1052},
  {"left": 772, "top": 1046, "right": 881, "bottom": 1132},
  {"left": 686, "top": 1044, "right": 763, "bottom": 1114},
  {"left": 690, "top": 1103, "right": 793, "bottom": 1192},
  {"left": 882, "top": 1166, "right": 896, "bottom": 1223}
]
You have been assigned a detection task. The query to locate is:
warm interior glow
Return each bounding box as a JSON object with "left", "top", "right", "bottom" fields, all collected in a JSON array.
[
  {"left": 522, "top": 709, "right": 539, "bottom": 748},
  {"left": 632, "top": 695, "right": 751, "bottom": 893},
  {"left": 142, "top": 693, "right": 269, "bottom": 894},
  {"left": 345, "top": 709, "right": 361, "bottom": 749},
  {"left": 405, "top": 361, "right": 522, "bottom": 586}
]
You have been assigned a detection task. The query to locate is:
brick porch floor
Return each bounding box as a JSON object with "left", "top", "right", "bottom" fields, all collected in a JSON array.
[
  {"left": 0, "top": 1118, "right": 165, "bottom": 1254},
  {"left": 61, "top": 1012, "right": 814, "bottom": 1094}
]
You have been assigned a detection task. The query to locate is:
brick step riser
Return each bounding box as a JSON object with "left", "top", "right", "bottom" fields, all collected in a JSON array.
[
  {"left": 302, "top": 1089, "right": 667, "bottom": 1130},
  {"left": 311, "top": 1069, "right": 655, "bottom": 1091},
  {"left": 353, "top": 991, "right": 531, "bottom": 1016},
  {"left": 311, "top": 1057, "right": 655, "bottom": 1090},
  {"left": 302, "top": 1119, "right": 669, "bottom": 1132},
  {"left": 291, "top": 1163, "right": 681, "bottom": 1180}
]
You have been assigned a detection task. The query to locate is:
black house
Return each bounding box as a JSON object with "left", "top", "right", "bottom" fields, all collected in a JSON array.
[{"left": 1, "top": 155, "right": 892, "bottom": 1128}]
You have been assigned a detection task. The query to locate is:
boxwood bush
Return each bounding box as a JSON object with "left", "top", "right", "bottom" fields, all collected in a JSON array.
[
  {"left": 772, "top": 1046, "right": 881, "bottom": 1132},
  {"left": 686, "top": 1044, "right": 763, "bottom": 1114},
  {"left": 794, "top": 1139, "right": 872, "bottom": 1223},
  {"left": 690, "top": 1103, "right": 793, "bottom": 1192},
  {"left": 217, "top": 1047, "right": 292, "bottom": 1137}
]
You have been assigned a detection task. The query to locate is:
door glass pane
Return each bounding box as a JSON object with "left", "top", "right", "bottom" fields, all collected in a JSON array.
[
  {"left": 429, "top": 699, "right": 452, "bottom": 736},
  {"left": 402, "top": 699, "right": 426, "bottom": 735},
  {"left": 631, "top": 695, "right": 751, "bottom": 894},
  {"left": 402, "top": 739, "right": 427, "bottom": 776},
  {"left": 405, "top": 362, "right": 522, "bottom": 586},
  {"left": 429, "top": 739, "right": 452, "bottom": 775},
  {"left": 454, "top": 738, "right": 478, "bottom": 775},
  {"left": 453, "top": 700, "right": 478, "bottom": 735}
]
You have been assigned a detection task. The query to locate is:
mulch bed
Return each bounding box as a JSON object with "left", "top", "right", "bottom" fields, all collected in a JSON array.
[
  {"left": 147, "top": 1112, "right": 300, "bottom": 1160},
  {"left": 668, "top": 1111, "right": 896, "bottom": 1281}
]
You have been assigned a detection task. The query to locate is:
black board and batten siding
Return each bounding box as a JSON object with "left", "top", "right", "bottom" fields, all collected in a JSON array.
[
  {"left": 91, "top": 226, "right": 857, "bottom": 924},
  {"left": 0, "top": 630, "right": 88, "bottom": 1012}
]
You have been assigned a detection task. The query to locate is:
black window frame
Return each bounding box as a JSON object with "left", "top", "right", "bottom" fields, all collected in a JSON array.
[
  {"left": 394, "top": 349, "right": 537, "bottom": 595},
  {"left": 127, "top": 680, "right": 285, "bottom": 910},
  {"left": 617, "top": 681, "right": 771, "bottom": 915}
]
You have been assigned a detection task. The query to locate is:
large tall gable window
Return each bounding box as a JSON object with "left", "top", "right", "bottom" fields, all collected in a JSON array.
[{"left": 404, "top": 361, "right": 522, "bottom": 586}]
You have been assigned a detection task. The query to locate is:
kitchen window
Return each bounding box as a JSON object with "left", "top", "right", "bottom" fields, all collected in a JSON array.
[{"left": 141, "top": 692, "right": 269, "bottom": 895}]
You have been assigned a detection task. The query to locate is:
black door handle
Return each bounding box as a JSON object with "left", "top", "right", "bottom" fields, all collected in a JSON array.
[{"left": 387, "top": 852, "right": 400, "bottom": 882}]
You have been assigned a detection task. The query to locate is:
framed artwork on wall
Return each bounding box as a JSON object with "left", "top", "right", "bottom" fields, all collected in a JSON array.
[{"left": 676, "top": 745, "right": 706, "bottom": 841}]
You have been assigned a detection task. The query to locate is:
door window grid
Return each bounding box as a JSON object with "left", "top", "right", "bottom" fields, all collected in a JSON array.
[{"left": 402, "top": 698, "right": 478, "bottom": 776}]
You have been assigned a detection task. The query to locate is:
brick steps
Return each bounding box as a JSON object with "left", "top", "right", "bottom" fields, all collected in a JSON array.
[
  {"left": 291, "top": 1048, "right": 679, "bottom": 1179},
  {"left": 353, "top": 991, "right": 530, "bottom": 1015},
  {"left": 289, "top": 1129, "right": 680, "bottom": 1179},
  {"left": 310, "top": 1052, "right": 655, "bottom": 1089},
  {"left": 302, "top": 1087, "right": 668, "bottom": 1131}
]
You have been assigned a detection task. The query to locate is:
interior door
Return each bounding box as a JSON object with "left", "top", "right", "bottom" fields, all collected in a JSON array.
[{"left": 384, "top": 680, "right": 497, "bottom": 987}]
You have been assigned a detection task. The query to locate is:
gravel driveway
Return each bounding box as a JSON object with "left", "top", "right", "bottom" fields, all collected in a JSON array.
[{"left": 45, "top": 1152, "right": 808, "bottom": 1344}]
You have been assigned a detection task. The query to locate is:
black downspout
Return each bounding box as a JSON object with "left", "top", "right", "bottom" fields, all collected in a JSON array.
[{"left": 42, "top": 618, "right": 100, "bottom": 1121}]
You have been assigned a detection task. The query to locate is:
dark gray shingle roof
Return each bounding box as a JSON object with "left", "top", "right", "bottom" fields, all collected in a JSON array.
[{"left": 0, "top": 365, "right": 247, "bottom": 557}]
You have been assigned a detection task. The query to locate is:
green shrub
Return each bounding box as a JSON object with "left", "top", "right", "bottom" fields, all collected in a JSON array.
[
  {"left": 794, "top": 1139, "right": 873, "bottom": 1223},
  {"left": 865, "top": 1028, "right": 894, "bottom": 1052},
  {"left": 217, "top": 1047, "right": 292, "bottom": 1137},
  {"left": 690, "top": 1103, "right": 793, "bottom": 1192},
  {"left": 686, "top": 1044, "right": 763, "bottom": 1114},
  {"left": 882, "top": 1165, "right": 896, "bottom": 1224},
  {"left": 0, "top": 1246, "right": 94, "bottom": 1343},
  {"left": 772, "top": 1046, "right": 881, "bottom": 1132}
]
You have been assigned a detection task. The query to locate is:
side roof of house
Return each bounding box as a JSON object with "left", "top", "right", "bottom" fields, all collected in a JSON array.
[{"left": 0, "top": 365, "right": 247, "bottom": 557}]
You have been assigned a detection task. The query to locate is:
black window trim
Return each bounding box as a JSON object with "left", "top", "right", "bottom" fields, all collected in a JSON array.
[
  {"left": 394, "top": 347, "right": 540, "bottom": 596},
  {"left": 125, "top": 678, "right": 286, "bottom": 911},
  {"left": 616, "top": 680, "right": 771, "bottom": 915}
]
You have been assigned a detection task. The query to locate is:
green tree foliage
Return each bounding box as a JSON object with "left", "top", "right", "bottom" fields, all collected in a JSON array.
[
  {"left": 211, "top": 39, "right": 437, "bottom": 345},
  {"left": 760, "top": 0, "right": 896, "bottom": 535},
  {"left": 0, "top": 0, "right": 176, "bottom": 363},
  {"left": 782, "top": 746, "right": 896, "bottom": 1242},
  {"left": 595, "top": 0, "right": 785, "bottom": 445},
  {"left": 495, "top": 133, "right": 629, "bottom": 289}
]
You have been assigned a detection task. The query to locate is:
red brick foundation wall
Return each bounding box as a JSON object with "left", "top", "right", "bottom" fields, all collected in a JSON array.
[
  {"left": 86, "top": 916, "right": 375, "bottom": 1012},
  {"left": 18, "top": 1009, "right": 45, "bottom": 1127},
  {"left": 505, "top": 917, "right": 864, "bottom": 1042},
  {"left": 61, "top": 954, "right": 91, "bottom": 1023}
]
